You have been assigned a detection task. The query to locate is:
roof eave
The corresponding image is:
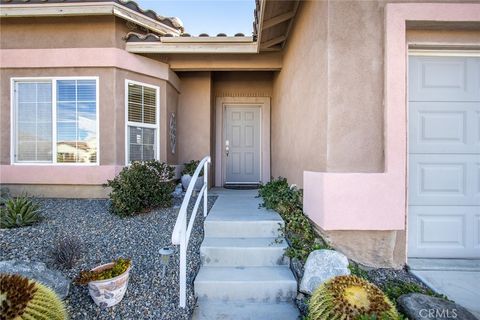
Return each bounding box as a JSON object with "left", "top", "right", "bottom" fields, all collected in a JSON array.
[
  {"left": 126, "top": 41, "right": 258, "bottom": 54},
  {"left": 0, "top": 2, "right": 181, "bottom": 36}
]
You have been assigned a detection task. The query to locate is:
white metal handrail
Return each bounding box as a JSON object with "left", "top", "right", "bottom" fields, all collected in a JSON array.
[{"left": 171, "top": 155, "right": 211, "bottom": 308}]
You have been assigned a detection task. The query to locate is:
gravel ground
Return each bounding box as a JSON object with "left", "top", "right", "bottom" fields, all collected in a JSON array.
[{"left": 0, "top": 195, "right": 217, "bottom": 320}]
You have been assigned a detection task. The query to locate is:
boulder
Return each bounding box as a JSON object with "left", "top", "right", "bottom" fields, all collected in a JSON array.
[
  {"left": 299, "top": 249, "right": 350, "bottom": 295},
  {"left": 0, "top": 260, "right": 70, "bottom": 299},
  {"left": 398, "top": 293, "right": 478, "bottom": 320}
]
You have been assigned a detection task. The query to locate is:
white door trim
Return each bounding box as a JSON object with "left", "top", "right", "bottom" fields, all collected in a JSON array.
[{"left": 215, "top": 96, "right": 270, "bottom": 187}]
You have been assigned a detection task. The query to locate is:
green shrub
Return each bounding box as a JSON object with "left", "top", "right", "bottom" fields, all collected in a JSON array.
[
  {"left": 0, "top": 195, "right": 41, "bottom": 229},
  {"left": 382, "top": 279, "right": 449, "bottom": 304},
  {"left": 0, "top": 274, "right": 68, "bottom": 320},
  {"left": 0, "top": 187, "right": 10, "bottom": 205},
  {"left": 181, "top": 160, "right": 202, "bottom": 176},
  {"left": 259, "top": 177, "right": 329, "bottom": 261},
  {"left": 105, "top": 160, "right": 175, "bottom": 216}
]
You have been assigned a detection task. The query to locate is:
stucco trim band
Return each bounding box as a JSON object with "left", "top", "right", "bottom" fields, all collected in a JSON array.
[
  {"left": 0, "top": 165, "right": 124, "bottom": 185},
  {"left": 0, "top": 48, "right": 181, "bottom": 91},
  {"left": 303, "top": 2, "right": 480, "bottom": 231}
]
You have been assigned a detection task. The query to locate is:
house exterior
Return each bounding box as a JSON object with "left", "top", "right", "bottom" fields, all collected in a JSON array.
[{"left": 1, "top": 0, "right": 479, "bottom": 268}]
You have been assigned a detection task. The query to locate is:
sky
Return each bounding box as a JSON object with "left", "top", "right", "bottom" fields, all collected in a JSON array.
[{"left": 136, "top": 0, "right": 256, "bottom": 36}]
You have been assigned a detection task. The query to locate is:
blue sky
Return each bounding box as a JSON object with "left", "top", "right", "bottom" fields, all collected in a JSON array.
[{"left": 136, "top": 0, "right": 255, "bottom": 36}]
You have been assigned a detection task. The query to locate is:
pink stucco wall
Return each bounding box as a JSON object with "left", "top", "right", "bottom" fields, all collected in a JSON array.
[
  {"left": 0, "top": 165, "right": 123, "bottom": 185},
  {"left": 303, "top": 2, "right": 480, "bottom": 231}
]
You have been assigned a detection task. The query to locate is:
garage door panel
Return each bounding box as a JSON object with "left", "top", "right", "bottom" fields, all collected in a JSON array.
[
  {"left": 408, "top": 55, "right": 480, "bottom": 259},
  {"left": 475, "top": 215, "right": 480, "bottom": 249},
  {"left": 409, "top": 57, "right": 480, "bottom": 101},
  {"left": 408, "top": 206, "right": 478, "bottom": 258},
  {"left": 409, "top": 154, "right": 478, "bottom": 205},
  {"left": 409, "top": 102, "right": 480, "bottom": 154}
]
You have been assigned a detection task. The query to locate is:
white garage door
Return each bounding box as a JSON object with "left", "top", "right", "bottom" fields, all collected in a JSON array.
[{"left": 408, "top": 55, "right": 480, "bottom": 258}]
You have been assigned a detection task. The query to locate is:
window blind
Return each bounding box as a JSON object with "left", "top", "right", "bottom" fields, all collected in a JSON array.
[
  {"left": 57, "top": 80, "right": 97, "bottom": 163},
  {"left": 127, "top": 83, "right": 156, "bottom": 124},
  {"left": 16, "top": 82, "right": 53, "bottom": 162},
  {"left": 127, "top": 82, "right": 158, "bottom": 163},
  {"left": 14, "top": 79, "right": 97, "bottom": 164}
]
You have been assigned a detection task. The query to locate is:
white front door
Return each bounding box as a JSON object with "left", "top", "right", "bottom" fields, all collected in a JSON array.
[
  {"left": 408, "top": 55, "right": 480, "bottom": 258},
  {"left": 224, "top": 105, "right": 261, "bottom": 184}
]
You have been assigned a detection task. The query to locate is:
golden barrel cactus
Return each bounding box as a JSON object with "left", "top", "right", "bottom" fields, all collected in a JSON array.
[
  {"left": 308, "top": 275, "right": 400, "bottom": 320},
  {"left": 0, "top": 274, "right": 68, "bottom": 320}
]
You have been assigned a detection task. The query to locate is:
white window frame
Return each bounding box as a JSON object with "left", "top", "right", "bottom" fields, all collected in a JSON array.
[
  {"left": 124, "top": 79, "right": 160, "bottom": 165},
  {"left": 10, "top": 76, "right": 100, "bottom": 166}
]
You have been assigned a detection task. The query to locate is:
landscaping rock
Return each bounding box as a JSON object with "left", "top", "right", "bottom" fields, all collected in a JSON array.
[
  {"left": 299, "top": 249, "right": 350, "bottom": 295},
  {"left": 398, "top": 293, "right": 478, "bottom": 320},
  {"left": 0, "top": 260, "right": 70, "bottom": 299},
  {"left": 290, "top": 257, "right": 304, "bottom": 281}
]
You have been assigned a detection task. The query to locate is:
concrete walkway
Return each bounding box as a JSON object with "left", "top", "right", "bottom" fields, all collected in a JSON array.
[
  {"left": 409, "top": 258, "right": 480, "bottom": 318},
  {"left": 193, "top": 188, "right": 300, "bottom": 320}
]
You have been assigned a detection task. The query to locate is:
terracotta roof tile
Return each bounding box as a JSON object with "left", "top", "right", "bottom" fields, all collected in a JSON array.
[{"left": 0, "top": 0, "right": 184, "bottom": 32}]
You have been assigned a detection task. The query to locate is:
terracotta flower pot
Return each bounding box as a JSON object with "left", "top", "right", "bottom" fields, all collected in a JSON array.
[{"left": 88, "top": 262, "right": 131, "bottom": 308}]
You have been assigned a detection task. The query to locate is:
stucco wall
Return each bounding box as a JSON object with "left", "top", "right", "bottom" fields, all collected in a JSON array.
[
  {"left": 273, "top": 0, "right": 480, "bottom": 267},
  {"left": 213, "top": 72, "right": 273, "bottom": 97},
  {"left": 0, "top": 16, "right": 121, "bottom": 49},
  {"left": 176, "top": 72, "right": 212, "bottom": 164},
  {"left": 0, "top": 67, "right": 117, "bottom": 165},
  {"left": 0, "top": 67, "right": 176, "bottom": 197},
  {"left": 272, "top": 0, "right": 328, "bottom": 186}
]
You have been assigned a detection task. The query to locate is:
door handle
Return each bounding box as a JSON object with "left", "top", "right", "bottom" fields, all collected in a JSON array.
[{"left": 225, "top": 140, "right": 230, "bottom": 156}]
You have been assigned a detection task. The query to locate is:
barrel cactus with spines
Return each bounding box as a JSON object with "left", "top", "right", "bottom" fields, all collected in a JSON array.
[
  {"left": 0, "top": 274, "right": 68, "bottom": 320},
  {"left": 308, "top": 275, "right": 400, "bottom": 320}
]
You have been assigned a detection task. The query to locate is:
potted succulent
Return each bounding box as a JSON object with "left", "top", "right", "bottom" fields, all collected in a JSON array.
[
  {"left": 181, "top": 160, "right": 204, "bottom": 191},
  {"left": 75, "top": 258, "right": 131, "bottom": 308}
]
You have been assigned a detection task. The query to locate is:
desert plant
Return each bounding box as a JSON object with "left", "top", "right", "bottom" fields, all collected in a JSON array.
[
  {"left": 181, "top": 160, "right": 202, "bottom": 176},
  {"left": 308, "top": 275, "right": 400, "bottom": 320},
  {"left": 357, "top": 313, "right": 406, "bottom": 320},
  {"left": 382, "top": 279, "right": 449, "bottom": 304},
  {"left": 0, "top": 274, "right": 67, "bottom": 320},
  {"left": 349, "top": 262, "right": 369, "bottom": 280},
  {"left": 0, "top": 187, "right": 10, "bottom": 205},
  {"left": 105, "top": 160, "right": 175, "bottom": 216},
  {"left": 75, "top": 258, "right": 131, "bottom": 285},
  {"left": 0, "top": 195, "right": 41, "bottom": 229},
  {"left": 259, "top": 178, "right": 329, "bottom": 261},
  {"left": 50, "top": 235, "right": 84, "bottom": 269}
]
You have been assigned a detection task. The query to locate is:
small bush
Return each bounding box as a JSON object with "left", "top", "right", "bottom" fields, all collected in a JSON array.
[
  {"left": 348, "top": 262, "right": 369, "bottom": 280},
  {"left": 382, "top": 279, "right": 449, "bottom": 304},
  {"left": 105, "top": 160, "right": 175, "bottom": 216},
  {"left": 0, "top": 195, "right": 41, "bottom": 229},
  {"left": 259, "top": 177, "right": 329, "bottom": 262},
  {"left": 50, "top": 235, "right": 84, "bottom": 269},
  {"left": 181, "top": 160, "right": 202, "bottom": 176}
]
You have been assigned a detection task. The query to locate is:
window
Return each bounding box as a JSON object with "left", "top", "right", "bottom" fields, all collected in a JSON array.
[
  {"left": 12, "top": 78, "right": 98, "bottom": 164},
  {"left": 126, "top": 80, "right": 159, "bottom": 164}
]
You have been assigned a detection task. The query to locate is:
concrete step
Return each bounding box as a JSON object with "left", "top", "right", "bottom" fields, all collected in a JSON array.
[
  {"left": 194, "top": 266, "right": 297, "bottom": 302},
  {"left": 201, "top": 237, "right": 289, "bottom": 267},
  {"left": 192, "top": 301, "right": 300, "bottom": 320},
  {"left": 204, "top": 220, "right": 283, "bottom": 238}
]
